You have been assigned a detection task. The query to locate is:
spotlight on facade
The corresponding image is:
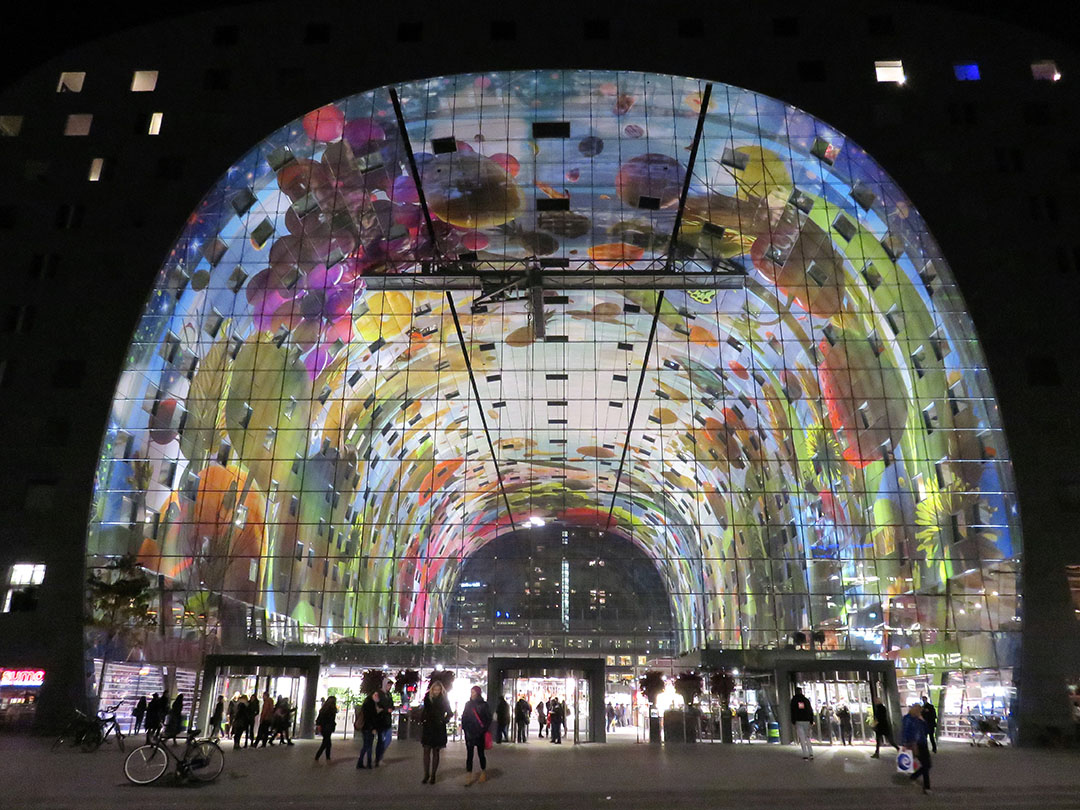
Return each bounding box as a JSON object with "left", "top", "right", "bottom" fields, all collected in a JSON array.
[{"left": 528, "top": 516, "right": 546, "bottom": 527}]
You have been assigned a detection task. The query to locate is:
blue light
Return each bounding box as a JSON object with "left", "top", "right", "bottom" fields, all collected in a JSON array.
[{"left": 954, "top": 63, "right": 980, "bottom": 81}]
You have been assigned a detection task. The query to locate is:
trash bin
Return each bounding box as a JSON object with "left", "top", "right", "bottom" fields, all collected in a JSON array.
[{"left": 767, "top": 721, "right": 780, "bottom": 743}]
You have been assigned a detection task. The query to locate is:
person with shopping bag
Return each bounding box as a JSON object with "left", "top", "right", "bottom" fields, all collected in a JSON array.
[
  {"left": 460, "top": 686, "right": 493, "bottom": 786},
  {"left": 901, "top": 703, "right": 932, "bottom": 794}
]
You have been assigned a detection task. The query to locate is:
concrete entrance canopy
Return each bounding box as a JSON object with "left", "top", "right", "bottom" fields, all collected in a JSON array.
[
  {"left": 84, "top": 70, "right": 1020, "bottom": 718},
  {"left": 199, "top": 653, "right": 321, "bottom": 738},
  {"left": 487, "top": 656, "right": 607, "bottom": 743}
]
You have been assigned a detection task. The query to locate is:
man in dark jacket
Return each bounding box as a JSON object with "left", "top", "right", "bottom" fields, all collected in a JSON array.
[
  {"left": 374, "top": 684, "right": 395, "bottom": 766},
  {"left": 515, "top": 696, "right": 531, "bottom": 742},
  {"left": 921, "top": 695, "right": 938, "bottom": 753},
  {"left": 549, "top": 698, "right": 565, "bottom": 744},
  {"left": 356, "top": 690, "right": 380, "bottom": 769},
  {"left": 496, "top": 696, "right": 511, "bottom": 743},
  {"left": 870, "top": 696, "right": 898, "bottom": 758},
  {"left": 790, "top": 687, "right": 814, "bottom": 760}
]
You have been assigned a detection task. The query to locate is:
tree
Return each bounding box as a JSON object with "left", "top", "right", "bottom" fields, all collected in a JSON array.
[
  {"left": 85, "top": 554, "right": 157, "bottom": 701},
  {"left": 674, "top": 672, "right": 703, "bottom": 708},
  {"left": 640, "top": 671, "right": 666, "bottom": 707}
]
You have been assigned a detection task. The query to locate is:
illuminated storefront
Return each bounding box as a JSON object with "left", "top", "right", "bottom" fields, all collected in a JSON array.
[{"left": 85, "top": 70, "right": 1021, "bottom": 736}]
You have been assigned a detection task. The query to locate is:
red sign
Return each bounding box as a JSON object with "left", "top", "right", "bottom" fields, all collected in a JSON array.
[{"left": 0, "top": 669, "right": 45, "bottom": 687}]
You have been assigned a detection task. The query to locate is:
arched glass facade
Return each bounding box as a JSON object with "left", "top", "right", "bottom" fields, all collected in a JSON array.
[{"left": 87, "top": 71, "right": 1020, "bottom": 702}]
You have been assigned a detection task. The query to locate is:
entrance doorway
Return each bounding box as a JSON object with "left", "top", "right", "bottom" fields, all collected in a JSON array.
[
  {"left": 199, "top": 654, "right": 320, "bottom": 738},
  {"left": 487, "top": 657, "right": 605, "bottom": 743},
  {"left": 793, "top": 670, "right": 877, "bottom": 743}
]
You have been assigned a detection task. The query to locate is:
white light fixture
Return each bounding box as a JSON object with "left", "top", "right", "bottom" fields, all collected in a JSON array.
[
  {"left": 528, "top": 515, "right": 545, "bottom": 527},
  {"left": 874, "top": 60, "right": 906, "bottom": 84}
]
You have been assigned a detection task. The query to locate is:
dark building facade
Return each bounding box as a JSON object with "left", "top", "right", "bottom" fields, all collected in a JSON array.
[{"left": 0, "top": 1, "right": 1078, "bottom": 745}]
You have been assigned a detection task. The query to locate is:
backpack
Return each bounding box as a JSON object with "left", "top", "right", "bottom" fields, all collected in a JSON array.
[{"left": 353, "top": 708, "right": 365, "bottom": 731}]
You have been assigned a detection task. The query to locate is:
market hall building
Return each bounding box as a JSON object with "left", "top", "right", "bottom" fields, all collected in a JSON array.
[{"left": 0, "top": 0, "right": 1076, "bottom": 746}]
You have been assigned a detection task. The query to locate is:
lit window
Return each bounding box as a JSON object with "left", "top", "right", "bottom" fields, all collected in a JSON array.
[
  {"left": 88, "top": 158, "right": 105, "bottom": 182},
  {"left": 874, "top": 60, "right": 906, "bottom": 84},
  {"left": 9, "top": 564, "right": 45, "bottom": 586},
  {"left": 147, "top": 112, "right": 164, "bottom": 135},
  {"left": 1031, "top": 60, "right": 1062, "bottom": 82},
  {"left": 64, "top": 114, "right": 92, "bottom": 136},
  {"left": 3, "top": 563, "right": 45, "bottom": 613},
  {"left": 130, "top": 70, "right": 158, "bottom": 92},
  {"left": 56, "top": 72, "right": 86, "bottom": 93},
  {"left": 0, "top": 115, "right": 23, "bottom": 136},
  {"left": 953, "top": 63, "right": 980, "bottom": 81}
]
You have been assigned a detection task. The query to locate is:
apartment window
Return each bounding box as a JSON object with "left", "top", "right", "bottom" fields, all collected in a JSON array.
[
  {"left": 64, "top": 113, "right": 92, "bottom": 136},
  {"left": 3, "top": 564, "right": 45, "bottom": 613},
  {"left": 5, "top": 304, "right": 35, "bottom": 334},
  {"left": 56, "top": 72, "right": 86, "bottom": 92},
  {"left": 88, "top": 157, "right": 105, "bottom": 182},
  {"left": 0, "top": 115, "right": 23, "bottom": 136},
  {"left": 1031, "top": 60, "right": 1062, "bottom": 82},
  {"left": 55, "top": 204, "right": 84, "bottom": 230},
  {"left": 874, "top": 60, "right": 906, "bottom": 84},
  {"left": 954, "top": 63, "right": 980, "bottom": 81},
  {"left": 29, "top": 253, "right": 60, "bottom": 280},
  {"left": 130, "top": 70, "right": 158, "bottom": 92},
  {"left": 147, "top": 112, "right": 164, "bottom": 135}
]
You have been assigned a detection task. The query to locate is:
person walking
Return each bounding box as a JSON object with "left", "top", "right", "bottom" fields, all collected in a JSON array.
[
  {"left": 606, "top": 702, "right": 616, "bottom": 733},
  {"left": 461, "top": 686, "right": 492, "bottom": 785},
  {"left": 496, "top": 695, "right": 510, "bottom": 743},
  {"left": 231, "top": 694, "right": 249, "bottom": 750},
  {"left": 314, "top": 695, "right": 337, "bottom": 761},
  {"left": 356, "top": 690, "right": 380, "bottom": 769},
  {"left": 818, "top": 703, "right": 834, "bottom": 745},
  {"left": 226, "top": 694, "right": 237, "bottom": 737},
  {"left": 902, "top": 703, "right": 932, "bottom": 794},
  {"left": 209, "top": 695, "right": 225, "bottom": 739},
  {"left": 144, "top": 693, "right": 164, "bottom": 741},
  {"left": 870, "top": 696, "right": 898, "bottom": 758},
  {"left": 753, "top": 703, "right": 768, "bottom": 740},
  {"left": 162, "top": 693, "right": 184, "bottom": 744},
  {"left": 375, "top": 682, "right": 395, "bottom": 766},
  {"left": 836, "top": 703, "right": 853, "bottom": 745},
  {"left": 921, "top": 695, "right": 938, "bottom": 753},
  {"left": 737, "top": 704, "right": 751, "bottom": 744},
  {"left": 131, "top": 695, "right": 147, "bottom": 734},
  {"left": 515, "top": 695, "right": 531, "bottom": 742},
  {"left": 790, "top": 687, "right": 814, "bottom": 760},
  {"left": 271, "top": 695, "right": 294, "bottom": 745},
  {"left": 549, "top": 697, "right": 564, "bottom": 744},
  {"left": 536, "top": 699, "right": 547, "bottom": 738},
  {"left": 420, "top": 679, "right": 452, "bottom": 784},
  {"left": 255, "top": 691, "right": 274, "bottom": 747}
]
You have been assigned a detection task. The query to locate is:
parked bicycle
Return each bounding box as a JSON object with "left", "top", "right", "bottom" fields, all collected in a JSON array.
[
  {"left": 124, "top": 726, "right": 224, "bottom": 785},
  {"left": 51, "top": 702, "right": 126, "bottom": 752}
]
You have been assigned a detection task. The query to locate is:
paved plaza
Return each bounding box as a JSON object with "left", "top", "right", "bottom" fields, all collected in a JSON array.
[{"left": 5, "top": 729, "right": 1080, "bottom": 810}]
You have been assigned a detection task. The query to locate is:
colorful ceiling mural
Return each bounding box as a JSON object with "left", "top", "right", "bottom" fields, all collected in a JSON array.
[{"left": 88, "top": 71, "right": 1019, "bottom": 676}]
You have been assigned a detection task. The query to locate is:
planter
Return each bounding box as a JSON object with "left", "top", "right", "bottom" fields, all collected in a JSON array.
[
  {"left": 663, "top": 710, "right": 685, "bottom": 743},
  {"left": 649, "top": 715, "right": 662, "bottom": 744},
  {"left": 719, "top": 710, "right": 733, "bottom": 744}
]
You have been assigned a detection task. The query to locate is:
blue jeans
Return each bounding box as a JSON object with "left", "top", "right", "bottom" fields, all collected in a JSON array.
[
  {"left": 375, "top": 727, "right": 392, "bottom": 763},
  {"left": 357, "top": 730, "right": 375, "bottom": 767}
]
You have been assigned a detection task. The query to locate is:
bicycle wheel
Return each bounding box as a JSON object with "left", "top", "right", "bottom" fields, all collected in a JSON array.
[
  {"left": 187, "top": 740, "right": 224, "bottom": 782},
  {"left": 124, "top": 744, "right": 169, "bottom": 785},
  {"left": 80, "top": 725, "right": 104, "bottom": 752},
  {"left": 51, "top": 724, "right": 77, "bottom": 751}
]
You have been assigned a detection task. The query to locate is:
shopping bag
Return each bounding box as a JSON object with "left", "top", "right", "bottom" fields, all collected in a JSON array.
[
  {"left": 896, "top": 747, "right": 915, "bottom": 774},
  {"left": 483, "top": 730, "right": 494, "bottom": 750}
]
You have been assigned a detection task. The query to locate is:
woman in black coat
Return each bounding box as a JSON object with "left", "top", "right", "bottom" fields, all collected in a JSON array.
[
  {"left": 420, "top": 680, "right": 452, "bottom": 784},
  {"left": 314, "top": 695, "right": 337, "bottom": 761},
  {"left": 460, "top": 686, "right": 492, "bottom": 786}
]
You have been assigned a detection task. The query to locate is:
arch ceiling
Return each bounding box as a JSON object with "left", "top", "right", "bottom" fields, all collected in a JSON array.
[{"left": 90, "top": 71, "right": 1019, "bottom": 666}]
